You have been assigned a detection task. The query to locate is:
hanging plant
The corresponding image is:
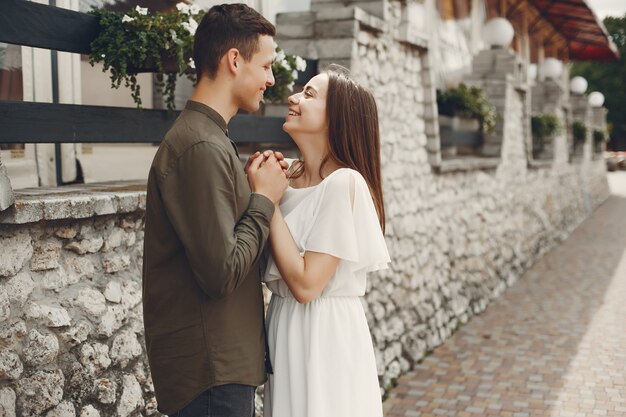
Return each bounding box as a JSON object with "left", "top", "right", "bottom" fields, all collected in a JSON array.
[
  {"left": 593, "top": 129, "right": 606, "bottom": 152},
  {"left": 572, "top": 121, "right": 587, "bottom": 148},
  {"left": 88, "top": 4, "right": 307, "bottom": 110},
  {"left": 264, "top": 44, "right": 307, "bottom": 104},
  {"left": 437, "top": 84, "right": 498, "bottom": 134},
  {"left": 531, "top": 114, "right": 561, "bottom": 143},
  {"left": 531, "top": 113, "right": 561, "bottom": 157},
  {"left": 88, "top": 4, "right": 202, "bottom": 110}
]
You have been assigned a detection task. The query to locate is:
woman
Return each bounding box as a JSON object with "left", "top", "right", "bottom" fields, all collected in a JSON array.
[{"left": 253, "top": 65, "right": 390, "bottom": 417}]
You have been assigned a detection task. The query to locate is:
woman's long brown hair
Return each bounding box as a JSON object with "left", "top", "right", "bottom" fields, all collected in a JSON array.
[{"left": 290, "top": 64, "right": 386, "bottom": 233}]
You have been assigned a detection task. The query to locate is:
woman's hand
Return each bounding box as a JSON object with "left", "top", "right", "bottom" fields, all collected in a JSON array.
[{"left": 245, "top": 150, "right": 289, "bottom": 175}]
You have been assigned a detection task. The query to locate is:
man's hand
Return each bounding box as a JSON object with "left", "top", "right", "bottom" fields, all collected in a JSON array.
[{"left": 247, "top": 152, "right": 288, "bottom": 205}]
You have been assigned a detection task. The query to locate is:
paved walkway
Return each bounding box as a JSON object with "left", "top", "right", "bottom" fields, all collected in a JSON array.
[{"left": 384, "top": 172, "right": 626, "bottom": 417}]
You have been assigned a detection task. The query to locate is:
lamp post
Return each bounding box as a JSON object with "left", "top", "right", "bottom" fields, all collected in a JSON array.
[
  {"left": 570, "top": 76, "right": 588, "bottom": 95},
  {"left": 588, "top": 91, "right": 605, "bottom": 107},
  {"left": 483, "top": 18, "right": 514, "bottom": 49},
  {"left": 542, "top": 58, "right": 563, "bottom": 80}
]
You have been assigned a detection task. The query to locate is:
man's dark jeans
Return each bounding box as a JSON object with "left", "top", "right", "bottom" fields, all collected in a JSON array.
[{"left": 168, "top": 384, "right": 256, "bottom": 417}]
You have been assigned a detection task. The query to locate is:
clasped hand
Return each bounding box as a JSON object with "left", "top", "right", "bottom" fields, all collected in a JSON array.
[{"left": 245, "top": 150, "right": 289, "bottom": 205}]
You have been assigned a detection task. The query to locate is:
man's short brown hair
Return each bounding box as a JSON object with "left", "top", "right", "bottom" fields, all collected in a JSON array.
[{"left": 193, "top": 4, "right": 276, "bottom": 80}]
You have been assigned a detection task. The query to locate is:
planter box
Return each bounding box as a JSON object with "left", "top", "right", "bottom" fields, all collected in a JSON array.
[
  {"left": 532, "top": 136, "right": 554, "bottom": 160},
  {"left": 438, "top": 115, "right": 482, "bottom": 155}
]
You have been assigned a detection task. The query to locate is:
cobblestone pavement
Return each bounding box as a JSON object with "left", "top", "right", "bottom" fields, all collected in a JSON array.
[{"left": 384, "top": 172, "right": 626, "bottom": 417}]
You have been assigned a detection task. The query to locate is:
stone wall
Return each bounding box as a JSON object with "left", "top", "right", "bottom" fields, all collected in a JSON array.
[
  {"left": 0, "top": 185, "right": 154, "bottom": 417},
  {"left": 276, "top": 0, "right": 611, "bottom": 392},
  {"left": 0, "top": 1, "right": 612, "bottom": 415}
]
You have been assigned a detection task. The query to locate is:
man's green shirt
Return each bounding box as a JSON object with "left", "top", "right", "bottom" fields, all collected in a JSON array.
[{"left": 142, "top": 100, "right": 274, "bottom": 414}]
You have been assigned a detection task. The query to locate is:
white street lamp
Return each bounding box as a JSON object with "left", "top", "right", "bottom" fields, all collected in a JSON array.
[
  {"left": 483, "top": 18, "right": 515, "bottom": 49},
  {"left": 542, "top": 58, "right": 563, "bottom": 79},
  {"left": 588, "top": 91, "right": 605, "bottom": 107},
  {"left": 570, "top": 76, "right": 588, "bottom": 95}
]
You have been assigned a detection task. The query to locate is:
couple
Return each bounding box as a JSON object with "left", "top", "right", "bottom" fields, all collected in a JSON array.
[{"left": 142, "top": 4, "right": 390, "bottom": 417}]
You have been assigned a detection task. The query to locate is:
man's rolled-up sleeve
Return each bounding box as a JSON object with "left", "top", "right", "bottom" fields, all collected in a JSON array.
[{"left": 161, "top": 141, "right": 274, "bottom": 298}]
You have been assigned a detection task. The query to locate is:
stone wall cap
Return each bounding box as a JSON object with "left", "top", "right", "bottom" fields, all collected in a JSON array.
[
  {"left": 528, "top": 159, "right": 554, "bottom": 169},
  {"left": 435, "top": 157, "right": 501, "bottom": 173},
  {"left": 317, "top": 6, "right": 386, "bottom": 33},
  {"left": 0, "top": 181, "right": 146, "bottom": 225}
]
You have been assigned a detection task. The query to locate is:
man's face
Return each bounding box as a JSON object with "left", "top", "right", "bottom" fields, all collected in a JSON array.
[{"left": 234, "top": 35, "right": 275, "bottom": 113}]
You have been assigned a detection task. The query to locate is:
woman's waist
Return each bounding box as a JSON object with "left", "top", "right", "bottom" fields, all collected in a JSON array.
[{"left": 265, "top": 284, "right": 364, "bottom": 299}]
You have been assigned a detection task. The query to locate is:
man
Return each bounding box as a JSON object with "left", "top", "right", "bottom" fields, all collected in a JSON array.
[{"left": 142, "top": 4, "right": 288, "bottom": 416}]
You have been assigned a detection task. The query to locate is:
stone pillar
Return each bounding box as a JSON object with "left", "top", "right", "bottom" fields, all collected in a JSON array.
[
  {"left": 531, "top": 78, "right": 568, "bottom": 162},
  {"left": 309, "top": 0, "right": 389, "bottom": 20},
  {"left": 467, "top": 48, "right": 526, "bottom": 158},
  {"left": 275, "top": 5, "right": 385, "bottom": 71},
  {"left": 591, "top": 106, "right": 608, "bottom": 156},
  {"left": 570, "top": 94, "right": 592, "bottom": 160},
  {"left": 0, "top": 155, "right": 14, "bottom": 212}
]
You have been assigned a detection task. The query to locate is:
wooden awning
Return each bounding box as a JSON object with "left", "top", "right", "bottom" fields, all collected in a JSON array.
[{"left": 526, "top": 0, "right": 620, "bottom": 61}]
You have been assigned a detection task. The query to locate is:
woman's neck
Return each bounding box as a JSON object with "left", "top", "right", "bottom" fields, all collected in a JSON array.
[{"left": 293, "top": 136, "right": 341, "bottom": 187}]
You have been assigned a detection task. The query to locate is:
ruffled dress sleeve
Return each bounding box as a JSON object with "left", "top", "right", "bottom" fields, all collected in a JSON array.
[
  {"left": 264, "top": 169, "right": 390, "bottom": 284},
  {"left": 304, "top": 169, "right": 390, "bottom": 274}
]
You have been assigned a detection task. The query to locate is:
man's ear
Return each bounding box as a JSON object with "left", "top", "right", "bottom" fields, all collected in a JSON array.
[{"left": 224, "top": 48, "right": 240, "bottom": 76}]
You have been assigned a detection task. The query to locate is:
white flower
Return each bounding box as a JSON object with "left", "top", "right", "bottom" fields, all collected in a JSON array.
[
  {"left": 280, "top": 59, "right": 291, "bottom": 71},
  {"left": 169, "top": 29, "right": 183, "bottom": 45},
  {"left": 189, "top": 4, "right": 201, "bottom": 15},
  {"left": 295, "top": 56, "right": 307, "bottom": 72},
  {"left": 101, "top": 53, "right": 106, "bottom": 58},
  {"left": 287, "top": 82, "right": 294, "bottom": 91},
  {"left": 188, "top": 58, "right": 195, "bottom": 69},
  {"left": 121, "top": 14, "right": 134, "bottom": 23},
  {"left": 182, "top": 18, "right": 198, "bottom": 35},
  {"left": 135, "top": 6, "right": 148, "bottom": 15},
  {"left": 275, "top": 49, "right": 285, "bottom": 63},
  {"left": 176, "top": 2, "right": 191, "bottom": 14},
  {"left": 291, "top": 70, "right": 298, "bottom": 80}
]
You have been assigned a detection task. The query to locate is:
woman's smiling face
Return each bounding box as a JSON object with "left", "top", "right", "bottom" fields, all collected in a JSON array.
[{"left": 283, "top": 73, "right": 329, "bottom": 137}]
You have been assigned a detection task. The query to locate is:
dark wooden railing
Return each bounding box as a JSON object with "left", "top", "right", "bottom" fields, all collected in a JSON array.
[
  {"left": 0, "top": 0, "right": 317, "bottom": 144},
  {"left": 0, "top": 0, "right": 316, "bottom": 197}
]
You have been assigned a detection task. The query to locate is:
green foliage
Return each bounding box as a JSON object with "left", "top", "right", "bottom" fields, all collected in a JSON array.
[
  {"left": 89, "top": 5, "right": 305, "bottom": 109},
  {"left": 572, "top": 13, "right": 626, "bottom": 150},
  {"left": 265, "top": 47, "right": 307, "bottom": 104},
  {"left": 531, "top": 114, "right": 561, "bottom": 143},
  {"left": 89, "top": 5, "right": 203, "bottom": 110},
  {"left": 437, "top": 84, "right": 498, "bottom": 133},
  {"left": 593, "top": 129, "right": 605, "bottom": 143},
  {"left": 572, "top": 121, "right": 587, "bottom": 147}
]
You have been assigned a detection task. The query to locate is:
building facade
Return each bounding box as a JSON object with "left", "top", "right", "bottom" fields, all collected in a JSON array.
[{"left": 0, "top": 0, "right": 617, "bottom": 415}]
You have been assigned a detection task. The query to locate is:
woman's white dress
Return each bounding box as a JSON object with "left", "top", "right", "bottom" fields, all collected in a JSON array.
[{"left": 263, "top": 168, "right": 391, "bottom": 417}]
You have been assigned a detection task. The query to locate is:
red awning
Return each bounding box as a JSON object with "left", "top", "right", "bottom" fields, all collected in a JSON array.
[{"left": 526, "top": 0, "right": 620, "bottom": 61}]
